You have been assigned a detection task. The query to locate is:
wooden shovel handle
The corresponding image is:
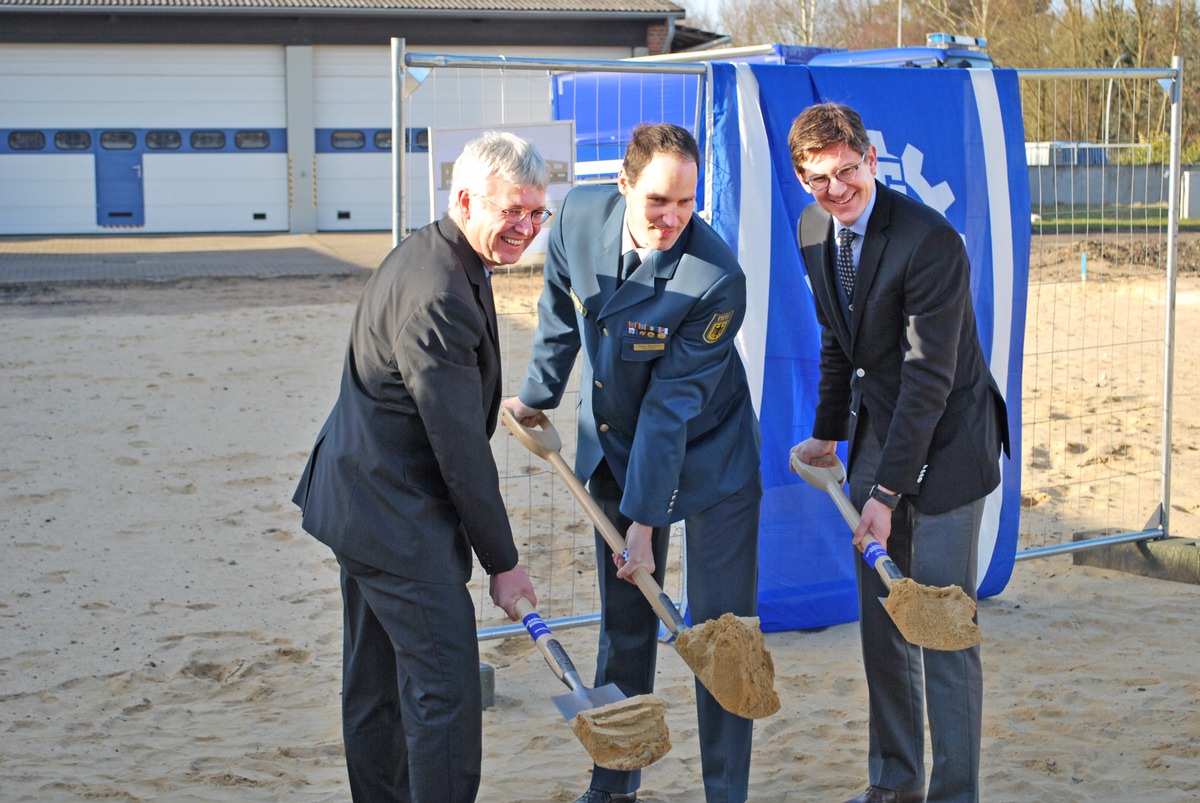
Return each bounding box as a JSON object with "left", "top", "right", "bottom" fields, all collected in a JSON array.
[
  {"left": 789, "top": 453, "right": 902, "bottom": 590},
  {"left": 515, "top": 596, "right": 579, "bottom": 690},
  {"left": 502, "top": 409, "right": 688, "bottom": 636}
]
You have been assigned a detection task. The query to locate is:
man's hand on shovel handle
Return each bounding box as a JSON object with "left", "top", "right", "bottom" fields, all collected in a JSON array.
[
  {"left": 501, "top": 397, "right": 543, "bottom": 428},
  {"left": 855, "top": 498, "right": 893, "bottom": 553},
  {"left": 615, "top": 522, "right": 655, "bottom": 582},
  {"left": 789, "top": 437, "right": 838, "bottom": 469},
  {"left": 491, "top": 565, "right": 537, "bottom": 621},
  {"left": 789, "top": 438, "right": 894, "bottom": 552}
]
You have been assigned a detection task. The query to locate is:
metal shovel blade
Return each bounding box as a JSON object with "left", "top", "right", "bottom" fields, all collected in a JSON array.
[{"left": 553, "top": 681, "right": 627, "bottom": 721}]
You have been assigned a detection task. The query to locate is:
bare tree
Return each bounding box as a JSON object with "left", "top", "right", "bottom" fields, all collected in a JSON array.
[{"left": 685, "top": 0, "right": 1195, "bottom": 158}]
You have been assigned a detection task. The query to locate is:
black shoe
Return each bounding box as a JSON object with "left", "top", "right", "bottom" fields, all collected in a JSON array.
[
  {"left": 573, "top": 790, "right": 637, "bottom": 803},
  {"left": 842, "top": 786, "right": 924, "bottom": 803}
]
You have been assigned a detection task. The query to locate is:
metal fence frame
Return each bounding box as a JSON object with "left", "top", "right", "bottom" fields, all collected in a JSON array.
[{"left": 386, "top": 41, "right": 1186, "bottom": 635}]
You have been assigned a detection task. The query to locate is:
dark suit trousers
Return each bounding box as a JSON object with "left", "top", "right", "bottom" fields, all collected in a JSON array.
[
  {"left": 588, "top": 460, "right": 762, "bottom": 803},
  {"left": 850, "top": 434, "right": 984, "bottom": 803},
  {"left": 337, "top": 554, "right": 482, "bottom": 803}
]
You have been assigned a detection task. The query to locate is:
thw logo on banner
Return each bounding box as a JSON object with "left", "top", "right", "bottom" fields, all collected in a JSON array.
[{"left": 872, "top": 132, "right": 956, "bottom": 217}]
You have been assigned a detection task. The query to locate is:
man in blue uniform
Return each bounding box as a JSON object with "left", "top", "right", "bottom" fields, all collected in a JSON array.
[{"left": 504, "top": 123, "right": 762, "bottom": 803}]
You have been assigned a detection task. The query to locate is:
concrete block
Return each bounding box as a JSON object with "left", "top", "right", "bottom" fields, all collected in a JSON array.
[
  {"left": 480, "top": 662, "right": 495, "bottom": 710},
  {"left": 1071, "top": 532, "right": 1200, "bottom": 585}
]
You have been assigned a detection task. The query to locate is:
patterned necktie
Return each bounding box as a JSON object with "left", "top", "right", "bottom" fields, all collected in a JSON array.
[
  {"left": 836, "top": 228, "right": 856, "bottom": 301},
  {"left": 619, "top": 250, "right": 641, "bottom": 285}
]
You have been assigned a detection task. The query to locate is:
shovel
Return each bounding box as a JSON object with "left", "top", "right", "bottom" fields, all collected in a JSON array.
[
  {"left": 515, "top": 596, "right": 671, "bottom": 770},
  {"left": 503, "top": 408, "right": 780, "bottom": 720},
  {"left": 789, "top": 453, "right": 983, "bottom": 651}
]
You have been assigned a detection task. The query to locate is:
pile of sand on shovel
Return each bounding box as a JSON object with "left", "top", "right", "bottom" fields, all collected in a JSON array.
[
  {"left": 674, "top": 613, "right": 781, "bottom": 719},
  {"left": 883, "top": 578, "right": 983, "bottom": 651},
  {"left": 572, "top": 694, "right": 671, "bottom": 771}
]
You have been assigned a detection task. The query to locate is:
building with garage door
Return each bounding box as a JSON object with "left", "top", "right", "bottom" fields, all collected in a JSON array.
[{"left": 0, "top": 0, "right": 714, "bottom": 235}]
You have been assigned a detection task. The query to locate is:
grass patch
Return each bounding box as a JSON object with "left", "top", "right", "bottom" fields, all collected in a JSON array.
[{"left": 1031, "top": 205, "right": 1200, "bottom": 234}]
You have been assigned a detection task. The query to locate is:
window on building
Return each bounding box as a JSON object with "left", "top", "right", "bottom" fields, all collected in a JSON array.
[
  {"left": 8, "top": 131, "right": 46, "bottom": 150},
  {"left": 235, "top": 130, "right": 270, "bottom": 150},
  {"left": 191, "top": 130, "right": 227, "bottom": 150},
  {"left": 374, "top": 131, "right": 391, "bottom": 150},
  {"left": 331, "top": 131, "right": 365, "bottom": 150},
  {"left": 55, "top": 131, "right": 91, "bottom": 150},
  {"left": 100, "top": 131, "right": 137, "bottom": 150},
  {"left": 147, "top": 130, "right": 182, "bottom": 150}
]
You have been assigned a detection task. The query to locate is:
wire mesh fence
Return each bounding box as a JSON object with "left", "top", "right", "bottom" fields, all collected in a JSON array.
[
  {"left": 393, "top": 57, "right": 700, "bottom": 633},
  {"left": 1018, "top": 67, "right": 1181, "bottom": 555},
  {"left": 393, "top": 48, "right": 1185, "bottom": 630}
]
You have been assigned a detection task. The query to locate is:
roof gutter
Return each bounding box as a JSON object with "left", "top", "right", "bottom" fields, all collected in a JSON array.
[{"left": 0, "top": 4, "right": 686, "bottom": 18}]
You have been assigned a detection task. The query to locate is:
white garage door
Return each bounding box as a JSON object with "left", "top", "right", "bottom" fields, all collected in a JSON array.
[
  {"left": 0, "top": 43, "right": 288, "bottom": 235},
  {"left": 312, "top": 45, "right": 558, "bottom": 233}
]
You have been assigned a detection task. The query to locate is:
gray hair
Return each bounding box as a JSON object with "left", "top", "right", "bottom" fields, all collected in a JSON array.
[{"left": 448, "top": 131, "right": 548, "bottom": 221}]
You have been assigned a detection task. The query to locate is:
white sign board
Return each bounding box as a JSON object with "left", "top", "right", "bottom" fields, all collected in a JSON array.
[{"left": 429, "top": 122, "right": 576, "bottom": 256}]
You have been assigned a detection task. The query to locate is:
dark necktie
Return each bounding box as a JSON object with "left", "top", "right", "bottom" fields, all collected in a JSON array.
[
  {"left": 836, "top": 228, "right": 856, "bottom": 301},
  {"left": 619, "top": 250, "right": 641, "bottom": 285}
]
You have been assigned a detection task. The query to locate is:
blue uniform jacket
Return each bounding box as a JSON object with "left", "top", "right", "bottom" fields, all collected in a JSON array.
[{"left": 520, "top": 184, "right": 761, "bottom": 526}]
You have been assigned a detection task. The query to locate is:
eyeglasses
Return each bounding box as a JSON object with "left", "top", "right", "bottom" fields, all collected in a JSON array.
[
  {"left": 801, "top": 154, "right": 867, "bottom": 191},
  {"left": 476, "top": 194, "right": 553, "bottom": 225}
]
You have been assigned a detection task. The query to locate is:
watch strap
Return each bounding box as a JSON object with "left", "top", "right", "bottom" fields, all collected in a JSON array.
[{"left": 869, "top": 484, "right": 902, "bottom": 510}]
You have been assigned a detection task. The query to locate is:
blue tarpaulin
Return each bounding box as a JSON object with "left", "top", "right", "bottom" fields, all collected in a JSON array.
[
  {"left": 704, "top": 63, "right": 1031, "bottom": 631},
  {"left": 552, "top": 46, "right": 834, "bottom": 178}
]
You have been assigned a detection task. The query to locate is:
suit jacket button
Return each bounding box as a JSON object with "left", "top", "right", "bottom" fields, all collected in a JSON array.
[
  {"left": 599, "top": 424, "right": 610, "bottom": 432},
  {"left": 601, "top": 326, "right": 609, "bottom": 336},
  {"left": 856, "top": 368, "right": 866, "bottom": 377},
  {"left": 594, "top": 380, "right": 603, "bottom": 389}
]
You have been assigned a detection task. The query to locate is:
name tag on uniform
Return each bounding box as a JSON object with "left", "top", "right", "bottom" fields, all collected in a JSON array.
[{"left": 633, "top": 342, "right": 666, "bottom": 352}]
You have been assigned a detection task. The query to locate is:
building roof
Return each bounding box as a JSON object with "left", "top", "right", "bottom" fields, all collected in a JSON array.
[{"left": 0, "top": 0, "right": 685, "bottom": 12}]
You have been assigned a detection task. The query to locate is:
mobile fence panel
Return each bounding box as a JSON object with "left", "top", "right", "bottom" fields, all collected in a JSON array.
[{"left": 388, "top": 43, "right": 1186, "bottom": 634}]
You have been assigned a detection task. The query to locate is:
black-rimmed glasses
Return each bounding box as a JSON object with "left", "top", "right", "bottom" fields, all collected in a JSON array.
[
  {"left": 801, "top": 154, "right": 867, "bottom": 191},
  {"left": 476, "top": 194, "right": 553, "bottom": 225}
]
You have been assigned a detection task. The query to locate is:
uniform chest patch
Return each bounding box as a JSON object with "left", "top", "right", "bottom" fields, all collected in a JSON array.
[{"left": 703, "top": 310, "right": 734, "bottom": 343}]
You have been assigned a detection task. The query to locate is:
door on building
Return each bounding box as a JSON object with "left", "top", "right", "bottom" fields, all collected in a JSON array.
[{"left": 94, "top": 130, "right": 145, "bottom": 227}]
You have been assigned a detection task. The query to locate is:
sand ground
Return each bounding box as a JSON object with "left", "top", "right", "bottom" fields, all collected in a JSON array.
[{"left": 2, "top": 245, "right": 1199, "bottom": 802}]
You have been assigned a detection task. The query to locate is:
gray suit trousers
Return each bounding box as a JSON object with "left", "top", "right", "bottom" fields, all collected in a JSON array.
[{"left": 850, "top": 435, "right": 984, "bottom": 803}]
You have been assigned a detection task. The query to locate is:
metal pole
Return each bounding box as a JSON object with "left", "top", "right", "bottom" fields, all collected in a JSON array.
[
  {"left": 391, "top": 38, "right": 406, "bottom": 248},
  {"left": 1013, "top": 528, "right": 1167, "bottom": 561},
  {"left": 406, "top": 52, "right": 706, "bottom": 75},
  {"left": 1160, "top": 54, "right": 1185, "bottom": 538},
  {"left": 897, "top": 0, "right": 903, "bottom": 47}
]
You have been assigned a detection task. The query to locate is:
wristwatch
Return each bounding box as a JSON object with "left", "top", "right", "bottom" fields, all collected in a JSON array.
[{"left": 869, "top": 484, "right": 902, "bottom": 510}]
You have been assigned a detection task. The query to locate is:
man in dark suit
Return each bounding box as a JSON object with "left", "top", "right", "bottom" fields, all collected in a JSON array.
[
  {"left": 504, "top": 123, "right": 763, "bottom": 803},
  {"left": 293, "top": 131, "right": 544, "bottom": 803},
  {"left": 787, "top": 103, "right": 1009, "bottom": 803}
]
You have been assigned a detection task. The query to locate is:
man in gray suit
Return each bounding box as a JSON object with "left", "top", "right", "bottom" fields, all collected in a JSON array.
[
  {"left": 293, "top": 131, "right": 545, "bottom": 803},
  {"left": 788, "top": 103, "right": 1008, "bottom": 803},
  {"left": 504, "top": 123, "right": 762, "bottom": 803}
]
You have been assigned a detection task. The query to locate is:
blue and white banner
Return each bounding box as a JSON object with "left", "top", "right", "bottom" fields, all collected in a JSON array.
[{"left": 705, "top": 63, "right": 1030, "bottom": 631}]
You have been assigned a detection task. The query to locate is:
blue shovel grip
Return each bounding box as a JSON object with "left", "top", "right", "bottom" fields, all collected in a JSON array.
[{"left": 862, "top": 541, "right": 887, "bottom": 569}]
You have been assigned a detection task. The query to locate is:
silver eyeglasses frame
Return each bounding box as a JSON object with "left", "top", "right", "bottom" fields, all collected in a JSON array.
[
  {"left": 801, "top": 154, "right": 867, "bottom": 191},
  {"left": 476, "top": 194, "right": 553, "bottom": 225}
]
